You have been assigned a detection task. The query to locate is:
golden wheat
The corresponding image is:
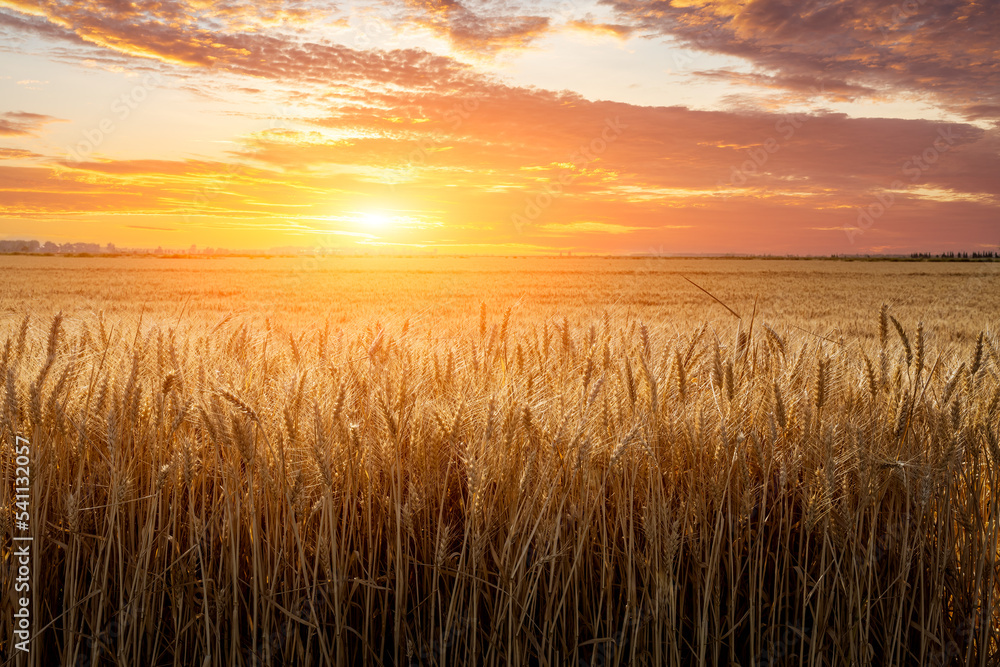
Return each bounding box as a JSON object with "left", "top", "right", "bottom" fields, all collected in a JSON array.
[{"left": 0, "top": 298, "right": 998, "bottom": 665}]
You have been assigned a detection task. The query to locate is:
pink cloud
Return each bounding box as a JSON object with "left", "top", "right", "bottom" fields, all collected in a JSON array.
[{"left": 0, "top": 111, "right": 64, "bottom": 136}]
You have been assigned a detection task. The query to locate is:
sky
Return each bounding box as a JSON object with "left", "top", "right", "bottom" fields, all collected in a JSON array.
[{"left": 0, "top": 0, "right": 998, "bottom": 255}]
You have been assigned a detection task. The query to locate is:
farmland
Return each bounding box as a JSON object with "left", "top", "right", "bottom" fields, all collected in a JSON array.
[
  {"left": 1, "top": 257, "right": 998, "bottom": 665},
  {"left": 2, "top": 255, "right": 999, "bottom": 341}
]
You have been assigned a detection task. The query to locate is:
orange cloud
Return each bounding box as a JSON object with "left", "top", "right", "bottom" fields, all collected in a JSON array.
[
  {"left": 603, "top": 0, "right": 1000, "bottom": 117},
  {"left": 0, "top": 147, "right": 43, "bottom": 159},
  {"left": 0, "top": 111, "right": 64, "bottom": 136},
  {"left": 401, "top": 0, "right": 551, "bottom": 51},
  {"left": 3, "top": 88, "right": 996, "bottom": 255},
  {"left": 1, "top": 0, "right": 998, "bottom": 255},
  {"left": 0, "top": 1, "right": 478, "bottom": 90},
  {"left": 565, "top": 20, "right": 635, "bottom": 39}
]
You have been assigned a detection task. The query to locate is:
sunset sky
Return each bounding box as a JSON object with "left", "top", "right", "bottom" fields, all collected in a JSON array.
[{"left": 1, "top": 0, "right": 998, "bottom": 254}]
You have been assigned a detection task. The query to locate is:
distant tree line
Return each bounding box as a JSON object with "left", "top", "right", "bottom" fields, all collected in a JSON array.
[
  {"left": 909, "top": 251, "right": 998, "bottom": 259},
  {"left": 0, "top": 240, "right": 228, "bottom": 255},
  {"left": 0, "top": 239, "right": 109, "bottom": 254},
  {"left": 1, "top": 238, "right": 997, "bottom": 259}
]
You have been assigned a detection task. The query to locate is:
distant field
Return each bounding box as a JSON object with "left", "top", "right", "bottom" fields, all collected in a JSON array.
[
  {"left": 1, "top": 257, "right": 998, "bottom": 665},
  {"left": 1, "top": 256, "right": 999, "bottom": 344}
]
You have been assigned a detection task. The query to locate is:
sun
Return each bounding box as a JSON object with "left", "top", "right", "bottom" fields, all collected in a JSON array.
[{"left": 358, "top": 211, "right": 393, "bottom": 231}]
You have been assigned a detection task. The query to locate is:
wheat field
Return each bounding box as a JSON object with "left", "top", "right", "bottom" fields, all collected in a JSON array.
[{"left": 1, "top": 257, "right": 999, "bottom": 666}]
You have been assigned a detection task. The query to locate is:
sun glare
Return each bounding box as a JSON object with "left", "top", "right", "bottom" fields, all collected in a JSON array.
[{"left": 358, "top": 211, "right": 392, "bottom": 231}]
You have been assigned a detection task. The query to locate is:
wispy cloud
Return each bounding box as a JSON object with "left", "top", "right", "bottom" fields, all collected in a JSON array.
[
  {"left": 0, "top": 111, "right": 64, "bottom": 136},
  {"left": 0, "top": 0, "right": 997, "bottom": 253},
  {"left": 602, "top": 0, "right": 1000, "bottom": 117}
]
